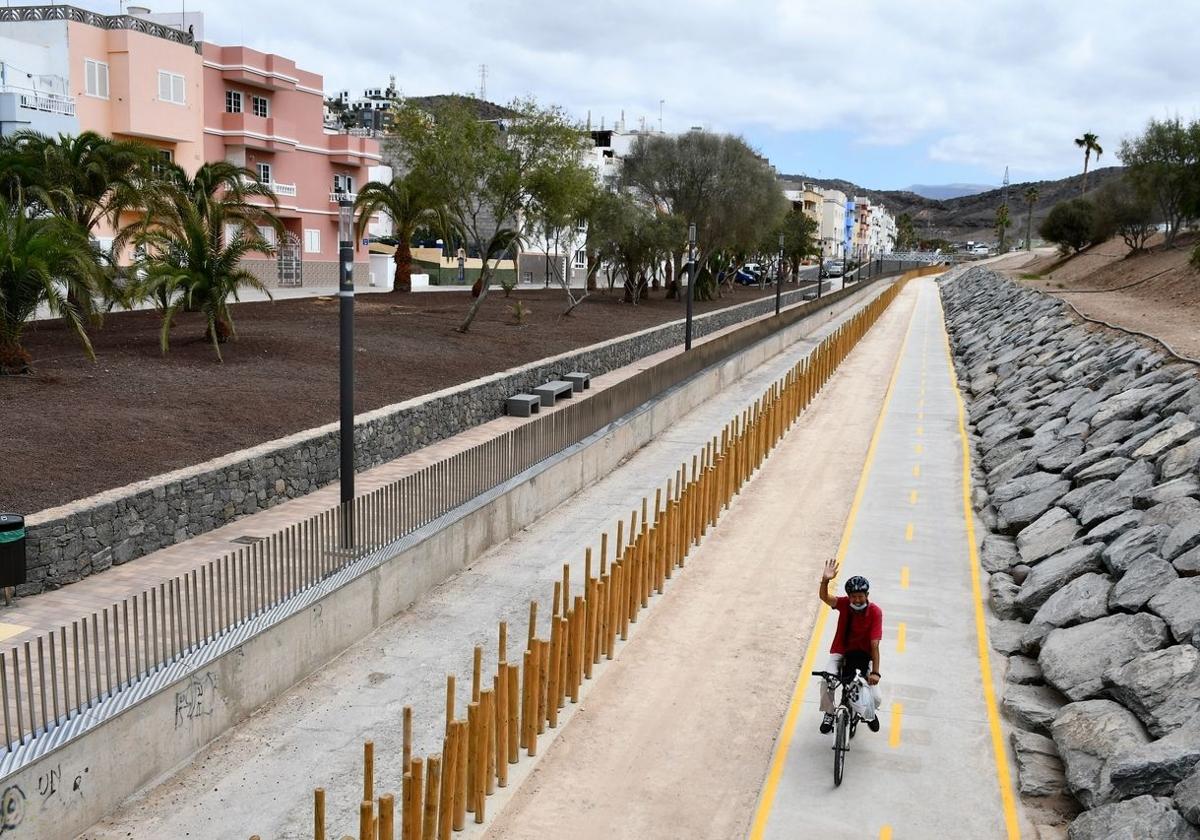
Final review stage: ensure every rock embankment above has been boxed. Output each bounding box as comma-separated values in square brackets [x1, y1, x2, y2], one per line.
[942, 267, 1200, 840]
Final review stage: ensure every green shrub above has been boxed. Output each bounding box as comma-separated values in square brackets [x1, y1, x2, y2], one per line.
[1039, 200, 1095, 254]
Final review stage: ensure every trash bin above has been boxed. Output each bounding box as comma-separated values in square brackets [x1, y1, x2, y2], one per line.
[0, 514, 26, 588]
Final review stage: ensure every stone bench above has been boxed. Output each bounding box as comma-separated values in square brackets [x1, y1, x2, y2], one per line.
[533, 380, 574, 407]
[563, 371, 591, 393]
[506, 394, 541, 417]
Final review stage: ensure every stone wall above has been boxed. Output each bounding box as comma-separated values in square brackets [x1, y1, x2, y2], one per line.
[942, 267, 1200, 838]
[23, 284, 834, 595]
[241, 259, 371, 288]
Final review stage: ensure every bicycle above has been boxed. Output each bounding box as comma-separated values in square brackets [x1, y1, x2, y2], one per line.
[812, 669, 868, 786]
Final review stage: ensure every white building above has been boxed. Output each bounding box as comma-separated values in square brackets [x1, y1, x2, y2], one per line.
[820, 189, 847, 260]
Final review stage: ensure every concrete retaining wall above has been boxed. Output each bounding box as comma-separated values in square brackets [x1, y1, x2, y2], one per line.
[2, 280, 891, 840]
[22, 285, 829, 595]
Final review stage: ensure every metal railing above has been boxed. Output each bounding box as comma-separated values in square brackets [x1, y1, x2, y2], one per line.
[0, 267, 923, 761]
[3, 87, 77, 117]
[271, 181, 298, 197]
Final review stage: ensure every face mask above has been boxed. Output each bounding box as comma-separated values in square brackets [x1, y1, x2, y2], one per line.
[850, 600, 869, 612]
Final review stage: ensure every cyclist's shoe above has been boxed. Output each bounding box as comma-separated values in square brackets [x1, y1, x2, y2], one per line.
[819, 713, 834, 734]
[867, 715, 880, 733]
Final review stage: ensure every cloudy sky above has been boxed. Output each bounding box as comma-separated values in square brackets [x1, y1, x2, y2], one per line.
[106, 0, 1198, 190]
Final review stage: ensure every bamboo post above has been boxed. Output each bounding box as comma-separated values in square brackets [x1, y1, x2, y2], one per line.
[552, 581, 561, 618]
[410, 758, 424, 840]
[314, 788, 325, 840]
[481, 688, 496, 795]
[615, 519, 624, 560]
[584, 547, 592, 593]
[363, 741, 374, 806]
[507, 664, 519, 764]
[526, 601, 537, 652]
[572, 596, 585, 702]
[402, 772, 414, 840]
[378, 794, 395, 840]
[453, 721, 467, 830]
[536, 639, 548, 734]
[547, 618, 561, 728]
[438, 729, 456, 840]
[600, 532, 608, 576]
[422, 756, 440, 839]
[359, 801, 372, 840]
[466, 703, 478, 814]
[521, 649, 533, 753]
[472, 646, 482, 703]
[585, 578, 598, 676]
[561, 563, 570, 615]
[494, 672, 508, 787]
[442, 679, 453, 737]
[498, 621, 507, 667]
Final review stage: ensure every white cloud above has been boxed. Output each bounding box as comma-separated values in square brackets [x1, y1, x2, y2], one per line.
[83, 0, 1200, 179]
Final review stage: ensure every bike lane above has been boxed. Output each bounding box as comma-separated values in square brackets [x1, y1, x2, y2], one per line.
[750, 277, 1029, 840]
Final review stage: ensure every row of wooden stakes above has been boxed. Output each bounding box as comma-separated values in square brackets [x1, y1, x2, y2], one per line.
[250, 278, 910, 840]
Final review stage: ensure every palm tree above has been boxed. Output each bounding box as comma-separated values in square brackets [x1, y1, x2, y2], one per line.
[1074, 133, 1103, 195]
[130, 162, 280, 361]
[1024, 187, 1040, 250]
[995, 204, 1012, 252]
[0, 196, 104, 374]
[352, 174, 441, 293]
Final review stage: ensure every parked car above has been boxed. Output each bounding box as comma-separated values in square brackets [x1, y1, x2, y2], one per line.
[734, 266, 763, 285]
[821, 260, 845, 278]
[969, 245, 990, 255]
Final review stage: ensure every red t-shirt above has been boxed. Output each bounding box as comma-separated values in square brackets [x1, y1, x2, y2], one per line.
[829, 596, 883, 655]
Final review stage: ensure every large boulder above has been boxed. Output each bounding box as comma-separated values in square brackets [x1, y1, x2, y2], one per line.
[1023, 573, 1114, 651]
[999, 481, 1072, 532]
[1018, 507, 1083, 565]
[1063, 444, 1121, 479]
[1015, 543, 1105, 616]
[1102, 524, 1173, 577]
[1135, 419, 1200, 460]
[1074, 456, 1132, 485]
[1175, 763, 1200, 826]
[1006, 654, 1044, 685]
[1176, 546, 1200, 577]
[1004, 682, 1069, 735]
[1164, 518, 1200, 562]
[1148, 578, 1200, 644]
[1146, 498, 1200, 528]
[1090, 386, 1169, 427]
[1135, 476, 1200, 510]
[1039, 613, 1170, 701]
[1162, 438, 1200, 482]
[1104, 645, 1200, 737]
[981, 534, 1020, 573]
[989, 573, 1023, 620]
[1109, 716, 1200, 798]
[991, 619, 1029, 655]
[1110, 556, 1179, 613]
[994, 470, 1069, 505]
[1039, 438, 1087, 473]
[1012, 729, 1069, 797]
[1067, 795, 1200, 840]
[1051, 699, 1151, 807]
[1083, 510, 1144, 545]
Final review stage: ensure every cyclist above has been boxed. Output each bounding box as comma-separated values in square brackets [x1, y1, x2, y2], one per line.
[817, 558, 883, 733]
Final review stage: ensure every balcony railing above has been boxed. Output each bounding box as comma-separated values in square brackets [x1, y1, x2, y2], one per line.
[2, 87, 76, 117]
[330, 190, 357, 203]
[271, 182, 297, 197]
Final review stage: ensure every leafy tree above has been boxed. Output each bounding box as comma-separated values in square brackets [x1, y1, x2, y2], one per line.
[622, 131, 785, 301]
[128, 162, 280, 360]
[1119, 117, 1200, 245]
[524, 148, 599, 314]
[895, 213, 918, 251]
[389, 98, 585, 332]
[777, 208, 818, 278]
[0, 197, 103, 374]
[1023, 187, 1039, 251]
[1039, 199, 1095, 254]
[353, 173, 442, 293]
[1092, 180, 1157, 254]
[1074, 132, 1103, 195]
[994, 204, 1013, 251]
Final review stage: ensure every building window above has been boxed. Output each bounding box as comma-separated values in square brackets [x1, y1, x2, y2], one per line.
[332, 173, 354, 195]
[256, 163, 272, 185]
[85, 59, 109, 99]
[303, 229, 321, 254]
[226, 90, 243, 113]
[252, 95, 269, 118]
[257, 225, 277, 248]
[573, 248, 586, 269]
[157, 70, 186, 105]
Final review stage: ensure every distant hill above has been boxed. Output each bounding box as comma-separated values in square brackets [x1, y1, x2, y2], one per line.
[780, 167, 1125, 242]
[907, 183, 995, 200]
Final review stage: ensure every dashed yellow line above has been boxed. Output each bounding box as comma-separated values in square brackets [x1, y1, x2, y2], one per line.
[880, 827, 894, 840]
[914, 443, 923, 455]
[897, 622, 907, 653]
[916, 425, 924, 436]
[900, 566, 910, 589]
[889, 703, 904, 748]
[912, 464, 921, 478]
[909, 490, 918, 505]
[904, 522, 914, 541]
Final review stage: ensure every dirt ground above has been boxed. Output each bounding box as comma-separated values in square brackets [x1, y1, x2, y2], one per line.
[482, 285, 917, 840]
[0, 285, 788, 513]
[994, 234, 1200, 359]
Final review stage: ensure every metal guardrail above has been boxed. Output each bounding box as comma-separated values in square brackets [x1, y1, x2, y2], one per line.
[0, 263, 931, 760]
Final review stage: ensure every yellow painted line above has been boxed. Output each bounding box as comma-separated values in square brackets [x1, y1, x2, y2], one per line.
[909, 489, 918, 505]
[880, 827, 894, 840]
[916, 425, 924, 436]
[749, 288, 916, 840]
[914, 443, 923, 455]
[905, 522, 914, 541]
[912, 464, 921, 478]
[939, 295, 1023, 839]
[900, 566, 910, 589]
[0, 623, 28, 643]
[889, 703, 904, 748]
[897, 622, 907, 653]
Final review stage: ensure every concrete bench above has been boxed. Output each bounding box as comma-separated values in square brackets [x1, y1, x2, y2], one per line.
[563, 371, 591, 393]
[506, 394, 541, 417]
[533, 380, 574, 407]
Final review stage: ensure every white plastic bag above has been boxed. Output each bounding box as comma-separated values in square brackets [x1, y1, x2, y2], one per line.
[847, 677, 878, 721]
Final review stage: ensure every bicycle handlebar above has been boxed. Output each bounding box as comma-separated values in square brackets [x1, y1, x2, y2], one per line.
[812, 670, 862, 683]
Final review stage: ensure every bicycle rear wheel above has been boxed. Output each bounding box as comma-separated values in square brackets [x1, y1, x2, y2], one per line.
[833, 709, 848, 786]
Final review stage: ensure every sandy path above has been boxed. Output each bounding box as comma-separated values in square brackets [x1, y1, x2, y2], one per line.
[483, 284, 918, 840]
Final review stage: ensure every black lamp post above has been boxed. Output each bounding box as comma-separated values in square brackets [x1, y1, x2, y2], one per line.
[338, 198, 355, 544]
[775, 231, 784, 316]
[685, 222, 696, 350]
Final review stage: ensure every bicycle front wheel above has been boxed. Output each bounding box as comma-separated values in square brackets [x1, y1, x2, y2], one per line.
[833, 709, 848, 786]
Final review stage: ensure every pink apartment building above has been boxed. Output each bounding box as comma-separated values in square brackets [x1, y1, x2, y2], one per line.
[0, 5, 379, 286]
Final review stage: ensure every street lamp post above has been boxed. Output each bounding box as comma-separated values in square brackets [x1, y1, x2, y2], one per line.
[338, 199, 355, 545]
[775, 232, 784, 316]
[685, 222, 696, 350]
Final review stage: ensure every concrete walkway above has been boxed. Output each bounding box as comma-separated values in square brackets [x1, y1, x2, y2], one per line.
[750, 278, 1028, 839]
[81, 276, 886, 839]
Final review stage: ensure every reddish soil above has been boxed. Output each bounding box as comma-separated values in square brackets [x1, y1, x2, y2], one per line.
[996, 234, 1200, 360]
[0, 285, 788, 513]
